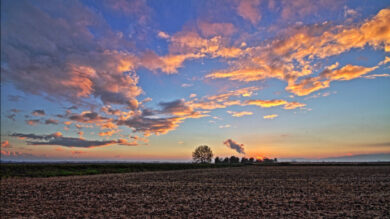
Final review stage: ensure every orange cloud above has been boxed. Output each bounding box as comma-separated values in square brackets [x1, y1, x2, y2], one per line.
[32, 110, 45, 116]
[189, 87, 258, 110]
[99, 130, 119, 137]
[263, 114, 278, 119]
[227, 111, 253, 117]
[206, 8, 389, 96]
[206, 68, 267, 82]
[141, 50, 204, 74]
[244, 99, 306, 110]
[287, 64, 377, 96]
[26, 119, 40, 126]
[284, 102, 306, 110]
[286, 77, 330, 96]
[1, 140, 11, 148]
[245, 99, 288, 108]
[320, 65, 378, 81]
[116, 139, 138, 146]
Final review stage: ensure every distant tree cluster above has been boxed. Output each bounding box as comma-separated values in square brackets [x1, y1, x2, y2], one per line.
[192, 145, 278, 165]
[214, 156, 278, 164]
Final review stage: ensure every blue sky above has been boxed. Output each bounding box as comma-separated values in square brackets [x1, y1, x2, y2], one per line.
[1, 0, 389, 161]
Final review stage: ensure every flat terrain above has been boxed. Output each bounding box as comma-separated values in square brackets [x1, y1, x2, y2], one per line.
[1, 166, 389, 218]
[1, 163, 236, 178]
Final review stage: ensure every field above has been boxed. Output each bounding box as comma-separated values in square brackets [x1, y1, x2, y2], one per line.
[1, 165, 390, 218]
[0, 163, 240, 178]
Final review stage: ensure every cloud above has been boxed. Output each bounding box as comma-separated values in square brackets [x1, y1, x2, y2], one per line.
[7, 114, 16, 121]
[32, 110, 45, 116]
[181, 83, 193, 88]
[205, 8, 390, 96]
[198, 21, 236, 37]
[67, 111, 119, 130]
[140, 50, 204, 74]
[223, 139, 245, 154]
[0, 150, 48, 160]
[26, 119, 40, 126]
[104, 0, 151, 24]
[157, 31, 170, 39]
[189, 87, 258, 110]
[278, 0, 343, 20]
[10, 132, 138, 148]
[379, 56, 390, 65]
[117, 115, 182, 136]
[141, 29, 246, 74]
[159, 99, 206, 118]
[319, 65, 378, 81]
[1, 140, 11, 148]
[99, 130, 119, 137]
[11, 109, 21, 113]
[45, 119, 59, 125]
[286, 77, 330, 96]
[1, 1, 143, 109]
[244, 99, 306, 110]
[263, 114, 278, 119]
[245, 99, 287, 108]
[287, 65, 378, 96]
[219, 124, 231, 129]
[236, 0, 261, 24]
[68, 111, 109, 123]
[283, 102, 306, 110]
[227, 111, 253, 117]
[116, 100, 208, 136]
[363, 74, 390, 79]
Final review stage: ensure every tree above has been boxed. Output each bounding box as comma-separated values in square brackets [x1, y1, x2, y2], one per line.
[230, 156, 240, 163]
[192, 145, 213, 163]
[215, 156, 221, 164]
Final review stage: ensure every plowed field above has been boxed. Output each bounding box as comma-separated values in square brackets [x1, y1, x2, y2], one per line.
[1, 166, 389, 218]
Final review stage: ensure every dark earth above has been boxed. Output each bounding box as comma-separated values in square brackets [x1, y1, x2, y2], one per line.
[1, 166, 389, 218]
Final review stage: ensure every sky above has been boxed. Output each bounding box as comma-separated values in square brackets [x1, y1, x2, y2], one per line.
[1, 0, 389, 162]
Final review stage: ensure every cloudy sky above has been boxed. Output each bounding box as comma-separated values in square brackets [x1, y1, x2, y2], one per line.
[1, 0, 389, 161]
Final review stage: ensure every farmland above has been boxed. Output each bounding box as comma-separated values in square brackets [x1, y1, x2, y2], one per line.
[1, 165, 390, 218]
[0, 163, 240, 178]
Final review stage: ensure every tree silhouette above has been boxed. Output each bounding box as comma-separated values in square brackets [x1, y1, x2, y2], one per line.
[192, 145, 213, 163]
[230, 156, 240, 163]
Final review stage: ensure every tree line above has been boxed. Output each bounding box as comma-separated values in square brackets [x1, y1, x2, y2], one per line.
[192, 145, 277, 164]
[214, 156, 277, 164]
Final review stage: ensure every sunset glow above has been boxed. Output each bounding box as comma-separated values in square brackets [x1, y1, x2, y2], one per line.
[1, 0, 389, 162]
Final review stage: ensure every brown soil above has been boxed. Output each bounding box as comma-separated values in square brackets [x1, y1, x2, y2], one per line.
[1, 166, 389, 218]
